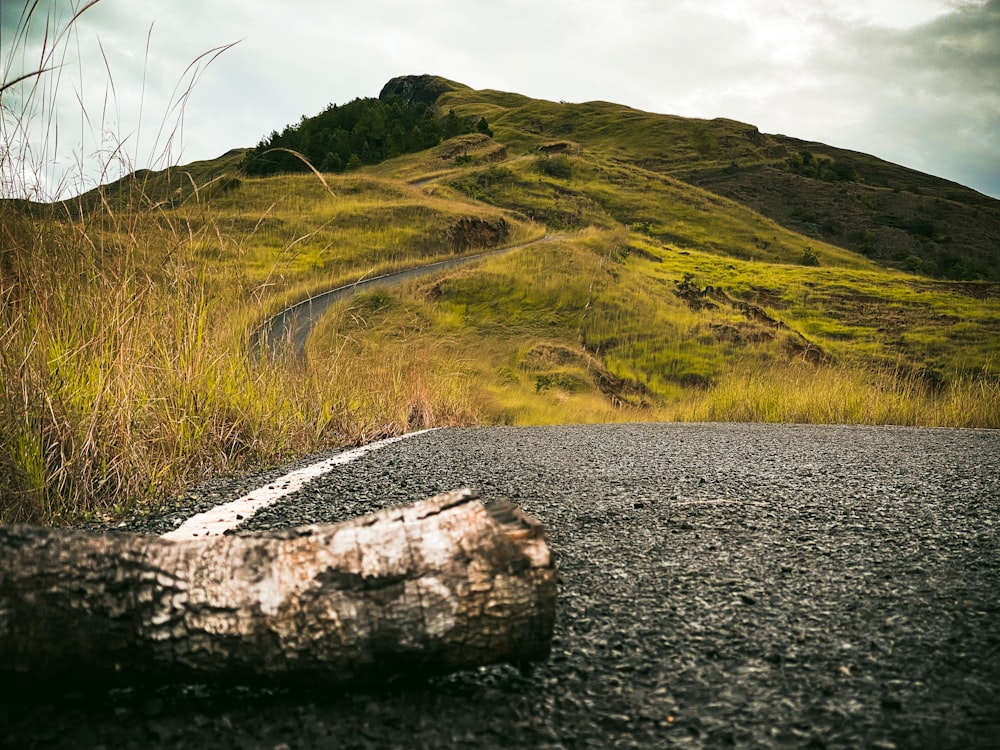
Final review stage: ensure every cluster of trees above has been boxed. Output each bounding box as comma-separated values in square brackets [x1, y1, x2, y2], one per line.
[240, 96, 492, 176]
[785, 150, 857, 182]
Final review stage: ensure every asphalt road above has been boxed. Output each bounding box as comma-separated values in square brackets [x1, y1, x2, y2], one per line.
[4, 423, 999, 749]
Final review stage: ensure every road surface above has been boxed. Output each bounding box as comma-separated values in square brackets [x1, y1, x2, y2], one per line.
[3, 423, 999, 749]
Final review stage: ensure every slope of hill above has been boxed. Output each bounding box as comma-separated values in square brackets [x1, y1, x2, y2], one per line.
[408, 75, 999, 281]
[3, 74, 998, 524]
[690, 138, 999, 280]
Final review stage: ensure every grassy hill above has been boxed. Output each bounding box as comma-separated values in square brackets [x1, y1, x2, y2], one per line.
[2, 74, 998, 524]
[425, 75, 1000, 280]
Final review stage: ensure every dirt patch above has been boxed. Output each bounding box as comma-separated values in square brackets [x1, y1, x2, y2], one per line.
[673, 276, 718, 311]
[675, 278, 829, 362]
[747, 285, 787, 309]
[448, 217, 510, 251]
[783, 335, 828, 364]
[709, 322, 776, 345]
[538, 141, 579, 155]
[477, 144, 509, 164]
[434, 134, 493, 160]
[435, 135, 508, 165]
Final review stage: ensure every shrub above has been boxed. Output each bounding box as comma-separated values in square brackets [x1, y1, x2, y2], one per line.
[535, 154, 572, 180]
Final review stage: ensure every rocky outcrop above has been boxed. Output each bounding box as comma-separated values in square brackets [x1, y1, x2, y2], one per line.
[448, 217, 510, 251]
[538, 141, 579, 155]
[434, 134, 507, 164]
[379, 75, 460, 106]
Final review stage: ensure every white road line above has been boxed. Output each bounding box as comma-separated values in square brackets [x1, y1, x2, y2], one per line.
[161, 430, 436, 542]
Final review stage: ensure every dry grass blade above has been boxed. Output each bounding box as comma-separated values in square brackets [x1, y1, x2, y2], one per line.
[255, 147, 337, 197]
[0, 67, 55, 96]
[0, 0, 103, 95]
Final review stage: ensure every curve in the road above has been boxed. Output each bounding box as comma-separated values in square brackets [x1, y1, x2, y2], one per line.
[252, 235, 555, 357]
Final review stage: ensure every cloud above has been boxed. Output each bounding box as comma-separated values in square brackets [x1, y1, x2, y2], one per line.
[810, 0, 1000, 193]
[636, 0, 1000, 196]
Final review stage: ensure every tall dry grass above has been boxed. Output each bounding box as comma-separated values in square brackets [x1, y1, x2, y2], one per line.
[317, 232, 1000, 432]
[0, 2, 479, 524]
[0, 196, 481, 524]
[672, 361, 999, 428]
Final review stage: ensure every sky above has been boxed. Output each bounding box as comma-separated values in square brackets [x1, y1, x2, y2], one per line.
[1, 0, 998, 200]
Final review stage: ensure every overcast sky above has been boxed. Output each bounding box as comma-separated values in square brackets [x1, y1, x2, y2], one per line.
[2, 0, 998, 199]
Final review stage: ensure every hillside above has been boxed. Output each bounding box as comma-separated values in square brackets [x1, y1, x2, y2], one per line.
[411, 75, 1000, 281]
[2, 74, 998, 524]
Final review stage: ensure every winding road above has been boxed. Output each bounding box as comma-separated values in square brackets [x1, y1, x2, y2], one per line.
[5, 423, 998, 749]
[254, 235, 555, 356]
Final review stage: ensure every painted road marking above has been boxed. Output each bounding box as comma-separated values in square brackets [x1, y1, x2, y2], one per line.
[161, 430, 435, 541]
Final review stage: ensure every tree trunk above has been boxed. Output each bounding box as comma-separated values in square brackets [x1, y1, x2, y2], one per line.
[0, 489, 556, 691]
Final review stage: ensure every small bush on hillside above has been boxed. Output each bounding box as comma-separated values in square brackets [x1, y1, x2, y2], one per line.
[785, 150, 857, 182]
[535, 154, 572, 180]
[800, 247, 821, 266]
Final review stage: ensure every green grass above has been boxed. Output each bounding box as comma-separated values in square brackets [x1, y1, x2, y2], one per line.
[438, 91, 781, 173]
[311, 227, 999, 429]
[438, 79, 1000, 281]
[443, 148, 874, 270]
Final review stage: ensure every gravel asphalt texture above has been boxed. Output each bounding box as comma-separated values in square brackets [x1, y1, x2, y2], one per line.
[3, 423, 999, 749]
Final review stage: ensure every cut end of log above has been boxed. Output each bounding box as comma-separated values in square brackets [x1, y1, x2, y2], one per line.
[486, 500, 553, 570]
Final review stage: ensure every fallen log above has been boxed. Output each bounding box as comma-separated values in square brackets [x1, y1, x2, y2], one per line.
[0, 489, 556, 691]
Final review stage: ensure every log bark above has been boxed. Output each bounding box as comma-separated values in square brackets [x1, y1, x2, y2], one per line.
[0, 489, 556, 691]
